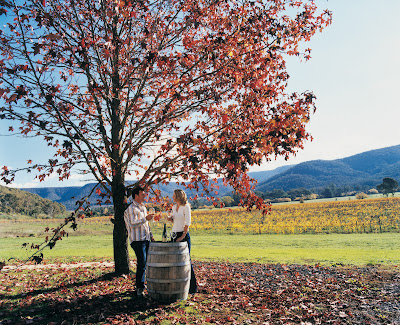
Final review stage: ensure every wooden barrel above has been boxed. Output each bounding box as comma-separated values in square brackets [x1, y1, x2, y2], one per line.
[146, 242, 191, 302]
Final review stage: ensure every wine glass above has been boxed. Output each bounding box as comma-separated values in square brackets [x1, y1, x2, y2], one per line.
[170, 231, 177, 242]
[148, 207, 155, 222]
[167, 211, 172, 221]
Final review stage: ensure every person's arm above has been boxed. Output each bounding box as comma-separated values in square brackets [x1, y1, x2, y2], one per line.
[149, 227, 155, 241]
[147, 206, 155, 241]
[125, 207, 152, 227]
[184, 205, 191, 226]
[176, 225, 189, 242]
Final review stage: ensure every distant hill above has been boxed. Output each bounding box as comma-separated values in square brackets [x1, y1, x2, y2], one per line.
[0, 185, 66, 217]
[256, 145, 400, 192]
[17, 144, 400, 208]
[249, 165, 293, 183]
[20, 166, 293, 210]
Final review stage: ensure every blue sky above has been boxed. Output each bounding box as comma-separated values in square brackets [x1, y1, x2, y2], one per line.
[1, 0, 400, 188]
[258, 0, 400, 170]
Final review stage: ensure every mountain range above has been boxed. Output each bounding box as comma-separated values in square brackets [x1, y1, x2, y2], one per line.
[19, 144, 400, 209]
[256, 144, 400, 192]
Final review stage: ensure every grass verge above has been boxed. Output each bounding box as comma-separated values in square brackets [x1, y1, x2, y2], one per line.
[1, 233, 399, 266]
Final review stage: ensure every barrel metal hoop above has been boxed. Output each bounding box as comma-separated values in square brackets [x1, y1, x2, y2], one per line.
[150, 242, 188, 248]
[147, 289, 188, 295]
[147, 261, 191, 267]
[148, 249, 188, 255]
[147, 276, 190, 283]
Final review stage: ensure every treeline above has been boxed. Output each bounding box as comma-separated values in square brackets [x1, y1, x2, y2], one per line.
[0, 185, 66, 218]
[191, 180, 396, 208]
[257, 178, 398, 203]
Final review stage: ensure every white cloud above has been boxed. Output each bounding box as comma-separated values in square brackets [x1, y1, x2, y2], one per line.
[1, 172, 91, 189]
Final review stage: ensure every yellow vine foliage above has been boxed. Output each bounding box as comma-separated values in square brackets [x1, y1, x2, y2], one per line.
[190, 197, 400, 234]
[57, 197, 400, 235]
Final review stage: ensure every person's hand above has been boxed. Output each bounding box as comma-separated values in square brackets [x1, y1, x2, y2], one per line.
[150, 236, 155, 242]
[176, 235, 185, 242]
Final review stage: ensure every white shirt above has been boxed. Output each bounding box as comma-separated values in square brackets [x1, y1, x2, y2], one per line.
[171, 204, 191, 233]
[124, 199, 152, 243]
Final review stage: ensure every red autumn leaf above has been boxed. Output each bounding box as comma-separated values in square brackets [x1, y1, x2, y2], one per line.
[0, 0, 332, 273]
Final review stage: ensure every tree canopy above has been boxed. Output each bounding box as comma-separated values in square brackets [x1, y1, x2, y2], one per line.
[377, 177, 398, 197]
[0, 0, 331, 273]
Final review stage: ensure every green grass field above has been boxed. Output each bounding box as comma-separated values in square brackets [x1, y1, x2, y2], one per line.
[2, 201, 400, 267]
[1, 232, 399, 266]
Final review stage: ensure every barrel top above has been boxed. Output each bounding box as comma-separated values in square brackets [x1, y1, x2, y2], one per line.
[149, 241, 188, 248]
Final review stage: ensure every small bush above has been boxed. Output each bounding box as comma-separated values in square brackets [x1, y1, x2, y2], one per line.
[355, 192, 368, 200]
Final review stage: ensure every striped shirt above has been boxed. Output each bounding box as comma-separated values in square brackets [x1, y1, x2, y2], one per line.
[124, 200, 153, 243]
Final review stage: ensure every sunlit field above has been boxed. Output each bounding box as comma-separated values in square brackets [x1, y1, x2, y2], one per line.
[190, 196, 400, 235]
[3, 196, 400, 237]
[1, 196, 400, 266]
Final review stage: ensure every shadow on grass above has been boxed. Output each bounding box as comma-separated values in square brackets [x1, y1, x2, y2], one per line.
[0, 272, 116, 301]
[0, 272, 171, 324]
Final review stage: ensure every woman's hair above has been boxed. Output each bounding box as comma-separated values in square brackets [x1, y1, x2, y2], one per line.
[174, 189, 188, 205]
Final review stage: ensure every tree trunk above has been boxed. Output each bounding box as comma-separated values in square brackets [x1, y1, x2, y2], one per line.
[112, 180, 130, 275]
[109, 20, 130, 274]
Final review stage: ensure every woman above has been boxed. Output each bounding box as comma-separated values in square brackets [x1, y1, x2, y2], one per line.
[167, 189, 198, 294]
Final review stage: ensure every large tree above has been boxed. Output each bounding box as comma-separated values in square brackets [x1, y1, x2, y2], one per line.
[377, 177, 398, 197]
[0, 0, 331, 274]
